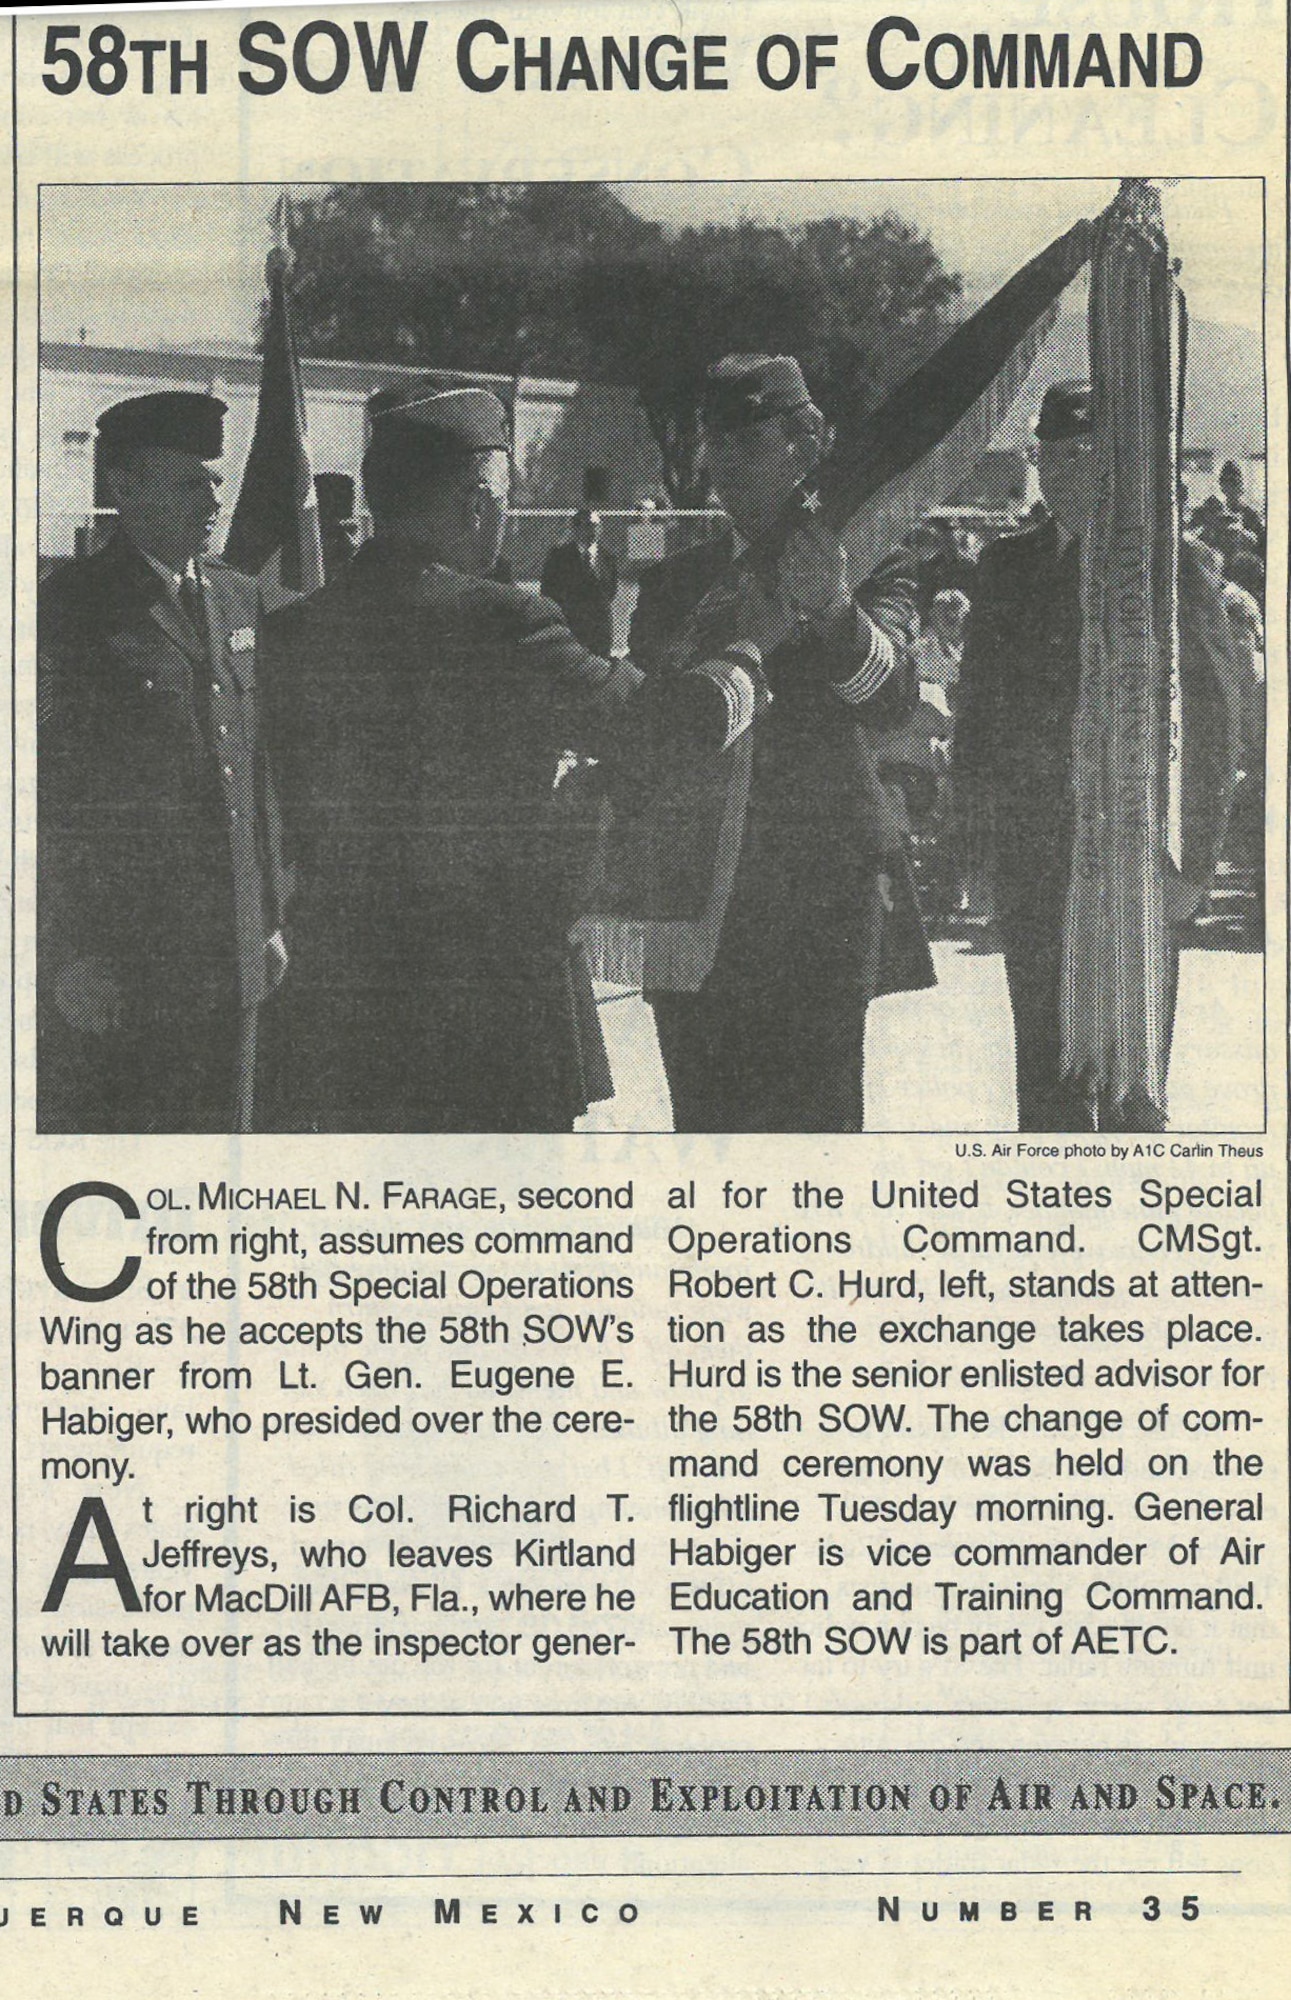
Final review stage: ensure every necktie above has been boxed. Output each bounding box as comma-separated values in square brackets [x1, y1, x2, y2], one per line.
[179, 572, 207, 653]
[175, 571, 217, 772]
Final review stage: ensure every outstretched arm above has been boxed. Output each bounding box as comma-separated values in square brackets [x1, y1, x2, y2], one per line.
[514, 585, 768, 770]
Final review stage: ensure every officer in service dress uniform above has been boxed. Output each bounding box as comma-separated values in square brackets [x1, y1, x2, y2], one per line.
[631, 354, 934, 1134]
[38, 392, 289, 1133]
[955, 381, 1243, 1131]
[268, 387, 769, 1133]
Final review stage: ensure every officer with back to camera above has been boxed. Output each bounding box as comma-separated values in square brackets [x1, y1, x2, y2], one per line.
[268, 387, 773, 1132]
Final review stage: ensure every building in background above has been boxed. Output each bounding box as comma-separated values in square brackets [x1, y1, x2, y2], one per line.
[39, 339, 665, 576]
[40, 331, 1264, 575]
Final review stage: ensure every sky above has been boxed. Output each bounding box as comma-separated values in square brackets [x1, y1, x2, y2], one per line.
[618, 180, 1265, 330]
[41, 179, 1264, 353]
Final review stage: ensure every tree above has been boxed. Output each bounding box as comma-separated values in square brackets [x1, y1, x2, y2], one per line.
[282, 186, 963, 505]
[631, 216, 963, 503]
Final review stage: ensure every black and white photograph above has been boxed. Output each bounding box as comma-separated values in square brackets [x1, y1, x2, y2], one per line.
[9, 11, 1290, 1997]
[36, 177, 1266, 1137]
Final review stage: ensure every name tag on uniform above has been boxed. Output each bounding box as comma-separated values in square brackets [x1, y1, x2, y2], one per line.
[228, 627, 256, 654]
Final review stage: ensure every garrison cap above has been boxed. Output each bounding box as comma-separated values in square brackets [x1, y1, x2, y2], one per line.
[701, 354, 813, 435]
[1035, 379, 1093, 442]
[97, 391, 226, 460]
[366, 378, 451, 423]
[371, 386, 512, 457]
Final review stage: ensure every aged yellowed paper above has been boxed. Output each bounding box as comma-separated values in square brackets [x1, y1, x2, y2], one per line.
[3, 1, 1288, 1993]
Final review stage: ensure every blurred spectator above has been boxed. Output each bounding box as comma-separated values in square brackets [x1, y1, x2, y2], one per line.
[314, 473, 360, 580]
[1191, 532, 1265, 943]
[1218, 459, 1265, 555]
[1213, 518, 1265, 606]
[1225, 541, 1265, 602]
[1190, 491, 1229, 543]
[907, 517, 977, 616]
[540, 506, 619, 658]
[915, 587, 970, 700]
[1190, 536, 1264, 760]
[1191, 464, 1265, 583]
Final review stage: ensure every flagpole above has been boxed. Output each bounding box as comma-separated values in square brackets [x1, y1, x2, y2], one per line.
[223, 188, 325, 601]
[268, 189, 293, 285]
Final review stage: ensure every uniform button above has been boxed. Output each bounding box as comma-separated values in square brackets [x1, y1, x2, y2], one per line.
[211, 681, 223, 695]
[143, 678, 154, 692]
[229, 807, 239, 822]
[222, 765, 234, 780]
[218, 723, 228, 737]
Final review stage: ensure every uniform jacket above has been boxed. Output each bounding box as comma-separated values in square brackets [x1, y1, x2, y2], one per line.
[267, 541, 750, 1131]
[630, 529, 935, 1003]
[955, 519, 1244, 918]
[37, 536, 286, 1126]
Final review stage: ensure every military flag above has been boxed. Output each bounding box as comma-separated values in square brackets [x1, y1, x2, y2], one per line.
[821, 214, 1095, 578]
[223, 195, 324, 601]
[1061, 179, 1186, 1120]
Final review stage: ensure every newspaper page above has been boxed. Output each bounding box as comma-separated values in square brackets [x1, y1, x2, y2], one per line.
[3, 0, 1287, 1993]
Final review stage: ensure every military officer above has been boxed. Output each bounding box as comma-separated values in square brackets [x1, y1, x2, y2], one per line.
[267, 387, 768, 1132]
[955, 380, 1243, 1131]
[38, 392, 288, 1132]
[631, 353, 934, 1134]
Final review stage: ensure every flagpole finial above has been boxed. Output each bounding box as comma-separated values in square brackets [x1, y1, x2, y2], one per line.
[266, 191, 294, 285]
[1104, 179, 1166, 252]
